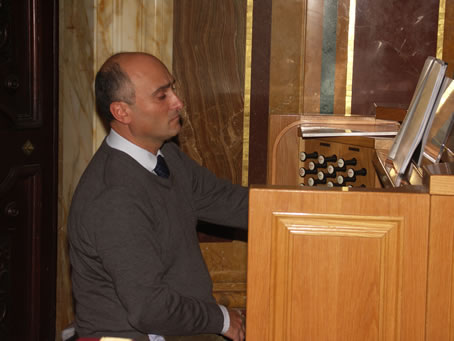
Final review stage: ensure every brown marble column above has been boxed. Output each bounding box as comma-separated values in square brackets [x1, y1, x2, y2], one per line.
[352, 0, 440, 115]
[173, 0, 247, 186]
[248, 0, 272, 185]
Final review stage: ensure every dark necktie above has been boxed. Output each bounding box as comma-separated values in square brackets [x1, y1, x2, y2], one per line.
[154, 155, 170, 178]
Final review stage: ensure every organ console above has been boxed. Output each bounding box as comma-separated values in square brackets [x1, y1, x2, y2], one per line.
[247, 113, 454, 340]
[247, 58, 454, 341]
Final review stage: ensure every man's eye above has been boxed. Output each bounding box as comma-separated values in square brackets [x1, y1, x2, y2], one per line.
[158, 94, 167, 100]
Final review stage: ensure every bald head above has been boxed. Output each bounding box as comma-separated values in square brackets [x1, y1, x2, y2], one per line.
[95, 52, 167, 123]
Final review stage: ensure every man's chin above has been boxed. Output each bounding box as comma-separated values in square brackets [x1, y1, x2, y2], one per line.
[168, 123, 181, 138]
[165, 128, 181, 144]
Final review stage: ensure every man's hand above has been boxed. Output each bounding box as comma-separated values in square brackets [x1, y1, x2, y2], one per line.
[222, 308, 245, 341]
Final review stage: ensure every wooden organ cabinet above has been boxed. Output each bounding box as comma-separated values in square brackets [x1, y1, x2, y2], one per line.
[246, 114, 454, 341]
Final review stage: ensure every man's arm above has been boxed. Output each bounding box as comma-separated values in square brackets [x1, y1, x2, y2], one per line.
[169, 144, 248, 228]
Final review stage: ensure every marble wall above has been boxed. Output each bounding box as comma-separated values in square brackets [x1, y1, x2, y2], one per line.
[269, 0, 351, 116]
[269, 0, 306, 115]
[268, 0, 442, 117]
[248, 0, 272, 184]
[173, 0, 247, 186]
[443, 0, 454, 76]
[57, 0, 173, 337]
[352, 0, 439, 115]
[58, 1, 95, 335]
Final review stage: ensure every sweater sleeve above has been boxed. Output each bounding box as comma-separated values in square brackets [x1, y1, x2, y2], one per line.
[86, 188, 224, 336]
[170, 145, 249, 229]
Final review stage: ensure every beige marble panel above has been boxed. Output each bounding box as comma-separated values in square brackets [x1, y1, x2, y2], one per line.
[57, 1, 174, 338]
[269, 0, 307, 115]
[57, 0, 96, 336]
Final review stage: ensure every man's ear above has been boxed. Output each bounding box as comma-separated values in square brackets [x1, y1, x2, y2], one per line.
[110, 101, 132, 124]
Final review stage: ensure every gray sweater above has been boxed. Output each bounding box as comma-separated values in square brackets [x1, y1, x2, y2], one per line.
[68, 140, 248, 338]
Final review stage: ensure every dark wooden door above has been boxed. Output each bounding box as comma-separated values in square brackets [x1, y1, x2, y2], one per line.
[0, 0, 58, 340]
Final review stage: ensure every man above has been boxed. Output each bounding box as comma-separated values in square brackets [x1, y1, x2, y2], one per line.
[68, 52, 248, 341]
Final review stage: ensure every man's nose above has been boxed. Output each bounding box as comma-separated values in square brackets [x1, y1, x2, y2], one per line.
[172, 92, 184, 110]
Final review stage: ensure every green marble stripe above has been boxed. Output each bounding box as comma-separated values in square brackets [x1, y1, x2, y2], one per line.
[320, 0, 339, 114]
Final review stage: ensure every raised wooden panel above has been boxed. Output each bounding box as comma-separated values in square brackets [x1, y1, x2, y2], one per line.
[247, 187, 430, 341]
[270, 213, 403, 340]
[425, 194, 454, 340]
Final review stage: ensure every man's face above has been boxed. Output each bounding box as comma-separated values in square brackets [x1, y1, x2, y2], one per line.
[125, 56, 183, 151]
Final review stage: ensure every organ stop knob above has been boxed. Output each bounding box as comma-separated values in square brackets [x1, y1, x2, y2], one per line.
[318, 154, 337, 164]
[347, 168, 367, 178]
[327, 181, 343, 187]
[317, 171, 336, 181]
[299, 151, 318, 161]
[336, 175, 356, 185]
[307, 177, 326, 186]
[337, 157, 357, 168]
[308, 161, 327, 171]
[299, 167, 317, 177]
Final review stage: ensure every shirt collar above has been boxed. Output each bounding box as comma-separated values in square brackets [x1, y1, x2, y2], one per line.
[106, 129, 163, 173]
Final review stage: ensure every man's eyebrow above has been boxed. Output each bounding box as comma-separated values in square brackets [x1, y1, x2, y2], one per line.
[151, 79, 176, 96]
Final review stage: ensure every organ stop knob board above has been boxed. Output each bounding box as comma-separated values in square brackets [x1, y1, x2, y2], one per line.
[299, 138, 373, 187]
[267, 114, 400, 187]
